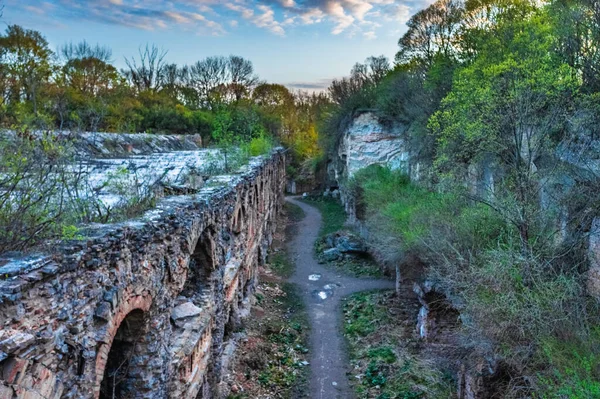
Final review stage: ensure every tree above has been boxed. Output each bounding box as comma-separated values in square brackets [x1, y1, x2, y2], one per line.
[227, 55, 259, 102]
[430, 7, 577, 253]
[212, 109, 238, 172]
[0, 25, 53, 117]
[549, 0, 600, 92]
[60, 40, 112, 63]
[123, 44, 167, 93]
[252, 83, 294, 138]
[186, 56, 228, 108]
[185, 55, 259, 107]
[396, 0, 464, 68]
[62, 56, 121, 96]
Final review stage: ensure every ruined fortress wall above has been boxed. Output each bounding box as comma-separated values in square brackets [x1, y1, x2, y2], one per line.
[0, 151, 286, 399]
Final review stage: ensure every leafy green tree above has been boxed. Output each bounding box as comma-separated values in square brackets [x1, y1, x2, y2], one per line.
[430, 7, 577, 252]
[0, 25, 53, 120]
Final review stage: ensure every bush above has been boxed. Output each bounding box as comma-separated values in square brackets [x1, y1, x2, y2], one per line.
[0, 132, 75, 251]
[351, 164, 600, 393]
[246, 133, 273, 156]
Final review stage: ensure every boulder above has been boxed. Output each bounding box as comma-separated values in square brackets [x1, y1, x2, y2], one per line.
[335, 234, 367, 253]
[322, 248, 342, 262]
[324, 231, 368, 254]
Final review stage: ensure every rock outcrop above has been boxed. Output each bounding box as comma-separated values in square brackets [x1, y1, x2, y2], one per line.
[0, 151, 286, 399]
[332, 111, 408, 181]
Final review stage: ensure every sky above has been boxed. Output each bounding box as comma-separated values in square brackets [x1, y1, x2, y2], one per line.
[4, 0, 434, 91]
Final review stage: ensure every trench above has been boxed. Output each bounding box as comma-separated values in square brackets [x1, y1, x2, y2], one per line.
[285, 197, 395, 399]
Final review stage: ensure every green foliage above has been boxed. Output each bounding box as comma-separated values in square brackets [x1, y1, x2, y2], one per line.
[301, 196, 346, 238]
[245, 132, 273, 156]
[367, 347, 397, 364]
[430, 7, 576, 177]
[252, 282, 309, 394]
[351, 163, 600, 392]
[344, 291, 390, 338]
[352, 165, 508, 253]
[344, 291, 455, 399]
[269, 252, 294, 278]
[0, 133, 73, 251]
[61, 225, 83, 240]
[284, 201, 305, 224]
[538, 332, 600, 398]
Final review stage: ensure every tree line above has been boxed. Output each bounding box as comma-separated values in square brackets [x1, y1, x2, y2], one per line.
[0, 24, 327, 163]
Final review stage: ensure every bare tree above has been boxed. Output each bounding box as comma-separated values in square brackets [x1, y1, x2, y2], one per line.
[228, 55, 259, 101]
[60, 40, 112, 63]
[396, 0, 464, 67]
[188, 56, 228, 107]
[123, 44, 167, 93]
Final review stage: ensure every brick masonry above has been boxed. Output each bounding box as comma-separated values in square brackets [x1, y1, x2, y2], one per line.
[0, 151, 286, 399]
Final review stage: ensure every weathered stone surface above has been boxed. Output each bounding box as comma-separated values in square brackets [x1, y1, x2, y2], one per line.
[587, 218, 600, 298]
[336, 112, 408, 178]
[0, 150, 286, 399]
[322, 248, 342, 262]
[324, 231, 368, 255]
[171, 302, 202, 321]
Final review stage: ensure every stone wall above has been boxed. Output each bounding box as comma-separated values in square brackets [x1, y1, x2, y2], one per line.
[0, 151, 286, 399]
[1, 130, 204, 158]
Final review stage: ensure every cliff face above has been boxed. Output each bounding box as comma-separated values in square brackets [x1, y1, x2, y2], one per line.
[331, 112, 408, 182]
[0, 151, 286, 399]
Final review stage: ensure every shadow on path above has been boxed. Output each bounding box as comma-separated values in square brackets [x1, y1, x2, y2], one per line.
[285, 197, 395, 399]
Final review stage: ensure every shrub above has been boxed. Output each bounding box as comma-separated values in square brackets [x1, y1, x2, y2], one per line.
[351, 164, 600, 393]
[0, 132, 75, 251]
[246, 133, 273, 156]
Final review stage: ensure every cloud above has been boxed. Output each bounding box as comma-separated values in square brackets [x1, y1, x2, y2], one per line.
[15, 0, 225, 34]
[227, 3, 286, 36]
[252, 0, 430, 36]
[12, 0, 433, 38]
[363, 30, 376, 39]
[285, 78, 333, 91]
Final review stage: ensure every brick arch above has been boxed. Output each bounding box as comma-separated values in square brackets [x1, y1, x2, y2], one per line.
[181, 226, 216, 301]
[93, 294, 153, 399]
[231, 200, 247, 235]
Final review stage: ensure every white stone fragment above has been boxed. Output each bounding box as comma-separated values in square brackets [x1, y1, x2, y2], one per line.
[171, 302, 202, 320]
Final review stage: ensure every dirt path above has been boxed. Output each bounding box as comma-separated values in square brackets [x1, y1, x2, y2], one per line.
[286, 197, 395, 399]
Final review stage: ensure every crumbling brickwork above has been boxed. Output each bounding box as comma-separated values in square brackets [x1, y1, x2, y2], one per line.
[0, 152, 286, 399]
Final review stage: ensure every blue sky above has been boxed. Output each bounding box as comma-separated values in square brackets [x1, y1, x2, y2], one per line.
[5, 0, 433, 90]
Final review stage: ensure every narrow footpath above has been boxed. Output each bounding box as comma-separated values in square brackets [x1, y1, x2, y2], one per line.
[285, 197, 395, 399]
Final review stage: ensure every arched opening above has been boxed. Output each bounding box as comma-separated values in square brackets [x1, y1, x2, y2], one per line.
[99, 309, 147, 399]
[232, 204, 245, 235]
[181, 228, 216, 303]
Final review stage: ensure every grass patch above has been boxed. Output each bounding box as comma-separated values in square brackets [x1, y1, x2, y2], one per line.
[285, 201, 305, 223]
[316, 252, 384, 279]
[300, 196, 346, 238]
[301, 196, 384, 278]
[229, 282, 309, 398]
[270, 251, 295, 278]
[343, 290, 455, 399]
[247, 283, 309, 397]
